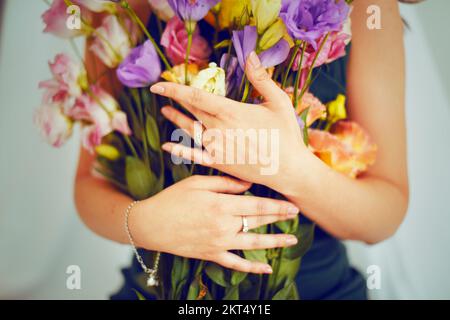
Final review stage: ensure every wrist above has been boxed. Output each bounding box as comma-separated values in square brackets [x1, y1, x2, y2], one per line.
[272, 147, 319, 199]
[127, 199, 150, 249]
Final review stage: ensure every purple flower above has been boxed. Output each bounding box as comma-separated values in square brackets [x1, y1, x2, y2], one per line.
[167, 0, 219, 22]
[220, 54, 243, 96]
[280, 0, 350, 49]
[117, 40, 162, 88]
[232, 26, 290, 70]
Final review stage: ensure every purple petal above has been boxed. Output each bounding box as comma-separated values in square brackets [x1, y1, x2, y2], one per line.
[259, 39, 291, 68]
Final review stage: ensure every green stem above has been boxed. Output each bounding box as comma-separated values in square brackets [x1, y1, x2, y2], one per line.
[121, 1, 172, 70]
[299, 33, 331, 101]
[185, 28, 194, 85]
[123, 135, 139, 158]
[293, 42, 307, 109]
[241, 79, 250, 102]
[281, 43, 301, 89]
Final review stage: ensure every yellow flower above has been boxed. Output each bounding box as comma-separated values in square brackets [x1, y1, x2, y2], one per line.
[218, 0, 252, 29]
[95, 144, 121, 161]
[191, 62, 226, 96]
[327, 94, 347, 126]
[258, 18, 286, 51]
[161, 64, 199, 84]
[252, 0, 282, 34]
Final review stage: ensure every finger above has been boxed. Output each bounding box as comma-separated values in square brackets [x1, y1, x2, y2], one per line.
[185, 175, 252, 194]
[245, 51, 291, 106]
[218, 194, 300, 217]
[161, 106, 197, 137]
[233, 214, 295, 233]
[213, 252, 273, 274]
[232, 233, 298, 251]
[150, 82, 237, 117]
[162, 142, 215, 167]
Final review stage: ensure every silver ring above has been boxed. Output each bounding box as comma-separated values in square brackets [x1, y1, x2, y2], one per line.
[242, 216, 249, 233]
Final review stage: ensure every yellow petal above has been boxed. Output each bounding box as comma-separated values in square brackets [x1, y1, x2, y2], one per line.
[258, 18, 286, 51]
[252, 0, 282, 34]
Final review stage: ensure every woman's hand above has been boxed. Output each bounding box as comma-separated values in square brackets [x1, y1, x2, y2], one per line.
[150, 51, 306, 193]
[130, 175, 300, 274]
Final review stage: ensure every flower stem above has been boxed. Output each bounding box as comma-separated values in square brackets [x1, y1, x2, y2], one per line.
[281, 43, 301, 89]
[120, 1, 172, 70]
[185, 27, 194, 85]
[299, 32, 330, 100]
[293, 41, 307, 109]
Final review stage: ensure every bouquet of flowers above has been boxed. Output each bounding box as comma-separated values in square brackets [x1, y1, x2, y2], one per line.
[35, 0, 376, 299]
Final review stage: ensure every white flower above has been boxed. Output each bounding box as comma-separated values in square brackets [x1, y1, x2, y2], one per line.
[34, 104, 73, 148]
[90, 15, 131, 68]
[191, 63, 226, 96]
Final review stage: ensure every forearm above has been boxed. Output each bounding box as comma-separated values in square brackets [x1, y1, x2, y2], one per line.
[75, 172, 133, 245]
[279, 151, 408, 244]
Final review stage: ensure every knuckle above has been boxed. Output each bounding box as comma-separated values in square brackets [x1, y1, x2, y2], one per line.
[188, 88, 203, 106]
[254, 67, 270, 82]
[250, 234, 261, 248]
[255, 199, 266, 215]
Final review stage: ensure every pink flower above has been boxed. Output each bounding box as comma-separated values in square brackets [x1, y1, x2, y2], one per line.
[34, 104, 73, 148]
[112, 111, 132, 136]
[293, 31, 349, 71]
[90, 15, 131, 68]
[161, 16, 211, 67]
[39, 53, 86, 111]
[285, 89, 326, 126]
[81, 124, 104, 153]
[42, 0, 91, 38]
[67, 85, 131, 152]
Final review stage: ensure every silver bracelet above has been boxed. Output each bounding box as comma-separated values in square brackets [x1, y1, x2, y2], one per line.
[125, 200, 161, 287]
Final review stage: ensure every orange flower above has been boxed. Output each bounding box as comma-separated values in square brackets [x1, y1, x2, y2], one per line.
[285, 89, 326, 126]
[308, 121, 377, 178]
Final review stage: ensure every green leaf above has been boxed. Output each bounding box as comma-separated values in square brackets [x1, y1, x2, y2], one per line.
[284, 222, 315, 260]
[276, 257, 302, 284]
[223, 285, 239, 300]
[243, 249, 267, 264]
[125, 156, 158, 200]
[172, 164, 191, 182]
[214, 39, 231, 49]
[205, 263, 229, 287]
[171, 256, 190, 299]
[132, 289, 146, 300]
[299, 107, 310, 146]
[272, 282, 299, 300]
[231, 270, 247, 286]
[146, 115, 160, 151]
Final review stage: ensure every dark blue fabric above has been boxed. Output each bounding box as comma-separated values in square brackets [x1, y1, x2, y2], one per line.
[294, 44, 367, 300]
[111, 44, 367, 300]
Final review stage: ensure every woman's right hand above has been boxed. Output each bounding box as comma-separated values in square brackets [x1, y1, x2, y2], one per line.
[130, 175, 300, 274]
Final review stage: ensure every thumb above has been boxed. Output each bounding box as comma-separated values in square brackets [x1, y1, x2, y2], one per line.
[245, 51, 290, 106]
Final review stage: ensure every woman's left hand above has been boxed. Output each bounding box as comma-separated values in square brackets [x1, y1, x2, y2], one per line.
[150, 51, 307, 192]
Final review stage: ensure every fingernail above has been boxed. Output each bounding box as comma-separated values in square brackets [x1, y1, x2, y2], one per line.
[287, 206, 300, 216]
[264, 265, 273, 274]
[160, 107, 169, 116]
[286, 237, 298, 246]
[248, 51, 261, 68]
[150, 85, 165, 94]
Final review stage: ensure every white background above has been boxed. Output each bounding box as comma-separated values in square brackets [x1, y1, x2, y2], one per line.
[0, 0, 449, 299]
